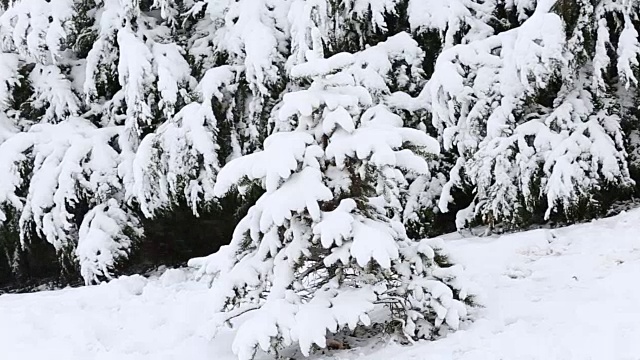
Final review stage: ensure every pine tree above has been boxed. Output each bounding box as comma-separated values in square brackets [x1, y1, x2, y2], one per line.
[189, 33, 471, 360]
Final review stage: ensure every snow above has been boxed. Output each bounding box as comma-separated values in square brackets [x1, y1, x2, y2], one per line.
[0, 0, 74, 63]
[0, 0, 639, 357]
[325, 105, 439, 171]
[4, 208, 640, 359]
[77, 199, 143, 285]
[214, 131, 317, 195]
[151, 42, 193, 117]
[29, 64, 82, 123]
[117, 26, 154, 131]
[0, 118, 123, 254]
[424, 1, 635, 226]
[616, 9, 640, 88]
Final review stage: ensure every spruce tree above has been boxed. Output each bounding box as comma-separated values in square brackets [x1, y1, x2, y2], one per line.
[0, 0, 203, 282]
[428, 0, 638, 230]
[189, 33, 471, 360]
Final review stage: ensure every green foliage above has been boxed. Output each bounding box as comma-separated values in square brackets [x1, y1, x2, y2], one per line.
[9, 64, 41, 124]
[0, 205, 63, 289]
[68, 0, 98, 58]
[134, 189, 260, 270]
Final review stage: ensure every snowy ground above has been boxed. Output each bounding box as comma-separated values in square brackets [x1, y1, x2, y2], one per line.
[2, 209, 640, 360]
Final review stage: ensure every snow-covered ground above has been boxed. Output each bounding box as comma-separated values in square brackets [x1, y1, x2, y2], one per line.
[3, 208, 640, 360]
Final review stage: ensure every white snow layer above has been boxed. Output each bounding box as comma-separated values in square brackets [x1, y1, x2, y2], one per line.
[3, 209, 640, 359]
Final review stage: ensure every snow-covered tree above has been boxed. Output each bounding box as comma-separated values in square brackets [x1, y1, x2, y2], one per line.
[0, 118, 142, 282]
[189, 34, 471, 359]
[132, 66, 235, 217]
[0, 0, 82, 126]
[564, 0, 640, 190]
[186, 0, 289, 155]
[0, 0, 196, 282]
[426, 0, 637, 230]
[0, 0, 638, 290]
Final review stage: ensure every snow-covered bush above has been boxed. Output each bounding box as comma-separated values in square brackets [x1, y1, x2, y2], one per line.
[77, 199, 142, 284]
[189, 34, 472, 359]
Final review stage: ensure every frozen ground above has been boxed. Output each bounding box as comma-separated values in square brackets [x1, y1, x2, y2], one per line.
[2, 208, 640, 360]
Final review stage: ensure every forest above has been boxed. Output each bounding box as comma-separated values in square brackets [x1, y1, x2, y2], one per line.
[0, 0, 638, 358]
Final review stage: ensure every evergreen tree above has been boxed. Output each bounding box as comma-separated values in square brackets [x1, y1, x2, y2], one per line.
[186, 0, 289, 155]
[427, 0, 638, 230]
[189, 33, 471, 360]
[0, 0, 202, 282]
[0, 0, 637, 290]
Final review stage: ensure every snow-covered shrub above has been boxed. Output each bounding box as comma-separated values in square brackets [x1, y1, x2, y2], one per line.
[189, 34, 472, 359]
